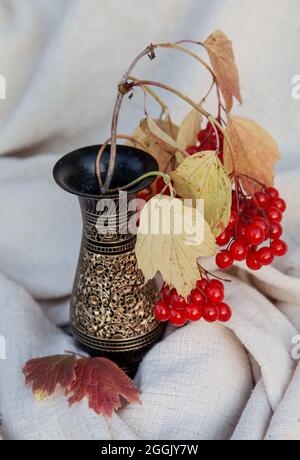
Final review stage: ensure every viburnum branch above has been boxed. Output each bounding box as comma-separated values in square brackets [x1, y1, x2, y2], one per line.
[96, 135, 151, 190]
[129, 76, 171, 120]
[101, 44, 156, 193]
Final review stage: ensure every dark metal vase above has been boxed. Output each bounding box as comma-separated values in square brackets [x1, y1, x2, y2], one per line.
[53, 145, 164, 376]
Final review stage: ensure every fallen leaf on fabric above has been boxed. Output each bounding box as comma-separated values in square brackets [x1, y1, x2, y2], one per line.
[68, 357, 141, 417]
[23, 354, 77, 400]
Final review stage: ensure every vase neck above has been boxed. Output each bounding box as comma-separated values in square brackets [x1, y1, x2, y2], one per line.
[79, 193, 138, 255]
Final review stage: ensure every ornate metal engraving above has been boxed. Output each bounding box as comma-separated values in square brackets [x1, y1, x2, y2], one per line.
[70, 194, 164, 373]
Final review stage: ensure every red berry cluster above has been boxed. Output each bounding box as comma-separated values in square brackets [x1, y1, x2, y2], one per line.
[187, 120, 224, 162]
[216, 187, 288, 271]
[154, 278, 232, 328]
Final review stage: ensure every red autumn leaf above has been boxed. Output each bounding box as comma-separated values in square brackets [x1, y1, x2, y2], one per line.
[68, 357, 141, 417]
[23, 354, 77, 400]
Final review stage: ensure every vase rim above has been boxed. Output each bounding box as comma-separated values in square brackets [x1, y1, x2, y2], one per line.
[53, 144, 159, 199]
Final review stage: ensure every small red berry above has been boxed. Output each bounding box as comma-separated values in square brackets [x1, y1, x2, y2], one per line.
[270, 222, 283, 240]
[170, 293, 187, 309]
[230, 239, 248, 261]
[154, 302, 170, 322]
[217, 303, 232, 322]
[169, 308, 187, 327]
[257, 247, 274, 266]
[228, 210, 238, 230]
[251, 216, 270, 237]
[161, 285, 171, 304]
[216, 229, 232, 247]
[186, 303, 202, 322]
[202, 304, 219, 323]
[254, 192, 270, 209]
[216, 251, 234, 270]
[237, 223, 247, 240]
[190, 289, 206, 305]
[210, 280, 224, 291]
[206, 285, 224, 303]
[246, 224, 265, 246]
[196, 278, 210, 293]
[266, 187, 279, 200]
[272, 198, 287, 213]
[271, 239, 288, 257]
[197, 129, 207, 143]
[246, 250, 262, 271]
[187, 146, 198, 156]
[267, 207, 283, 223]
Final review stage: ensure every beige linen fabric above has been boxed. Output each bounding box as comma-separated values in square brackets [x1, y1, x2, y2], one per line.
[0, 0, 300, 440]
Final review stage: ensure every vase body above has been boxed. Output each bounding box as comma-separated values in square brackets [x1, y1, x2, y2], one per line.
[53, 145, 164, 376]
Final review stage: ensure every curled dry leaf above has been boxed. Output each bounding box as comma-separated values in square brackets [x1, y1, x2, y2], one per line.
[23, 354, 77, 400]
[171, 151, 232, 238]
[175, 108, 202, 164]
[68, 357, 141, 417]
[136, 196, 216, 296]
[23, 354, 140, 417]
[140, 118, 183, 155]
[204, 30, 242, 112]
[128, 119, 178, 172]
[223, 116, 281, 194]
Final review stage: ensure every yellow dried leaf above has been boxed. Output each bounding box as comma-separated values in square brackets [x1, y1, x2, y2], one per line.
[175, 108, 202, 164]
[128, 119, 178, 172]
[171, 151, 232, 237]
[177, 108, 202, 150]
[223, 116, 281, 194]
[140, 118, 182, 155]
[136, 196, 217, 296]
[204, 30, 242, 112]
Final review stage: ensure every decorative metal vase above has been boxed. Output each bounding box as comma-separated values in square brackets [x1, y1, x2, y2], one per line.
[53, 144, 164, 376]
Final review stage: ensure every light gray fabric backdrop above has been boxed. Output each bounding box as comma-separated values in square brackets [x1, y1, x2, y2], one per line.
[0, 0, 300, 440]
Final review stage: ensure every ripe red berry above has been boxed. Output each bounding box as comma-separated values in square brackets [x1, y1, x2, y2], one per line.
[272, 198, 287, 213]
[154, 302, 170, 322]
[170, 293, 187, 309]
[187, 146, 198, 156]
[210, 279, 224, 291]
[190, 289, 206, 305]
[266, 187, 279, 200]
[216, 251, 234, 270]
[216, 229, 232, 247]
[270, 222, 283, 240]
[237, 223, 247, 240]
[230, 239, 248, 261]
[271, 239, 288, 257]
[186, 303, 202, 322]
[254, 192, 270, 209]
[246, 250, 262, 271]
[217, 303, 232, 322]
[267, 206, 283, 223]
[161, 285, 171, 304]
[202, 304, 219, 323]
[169, 308, 187, 327]
[206, 285, 224, 303]
[196, 278, 210, 293]
[251, 216, 270, 237]
[257, 247, 274, 266]
[197, 129, 207, 143]
[228, 210, 238, 230]
[246, 224, 265, 246]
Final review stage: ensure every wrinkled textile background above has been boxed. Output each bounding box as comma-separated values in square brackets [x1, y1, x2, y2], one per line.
[0, 0, 300, 440]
